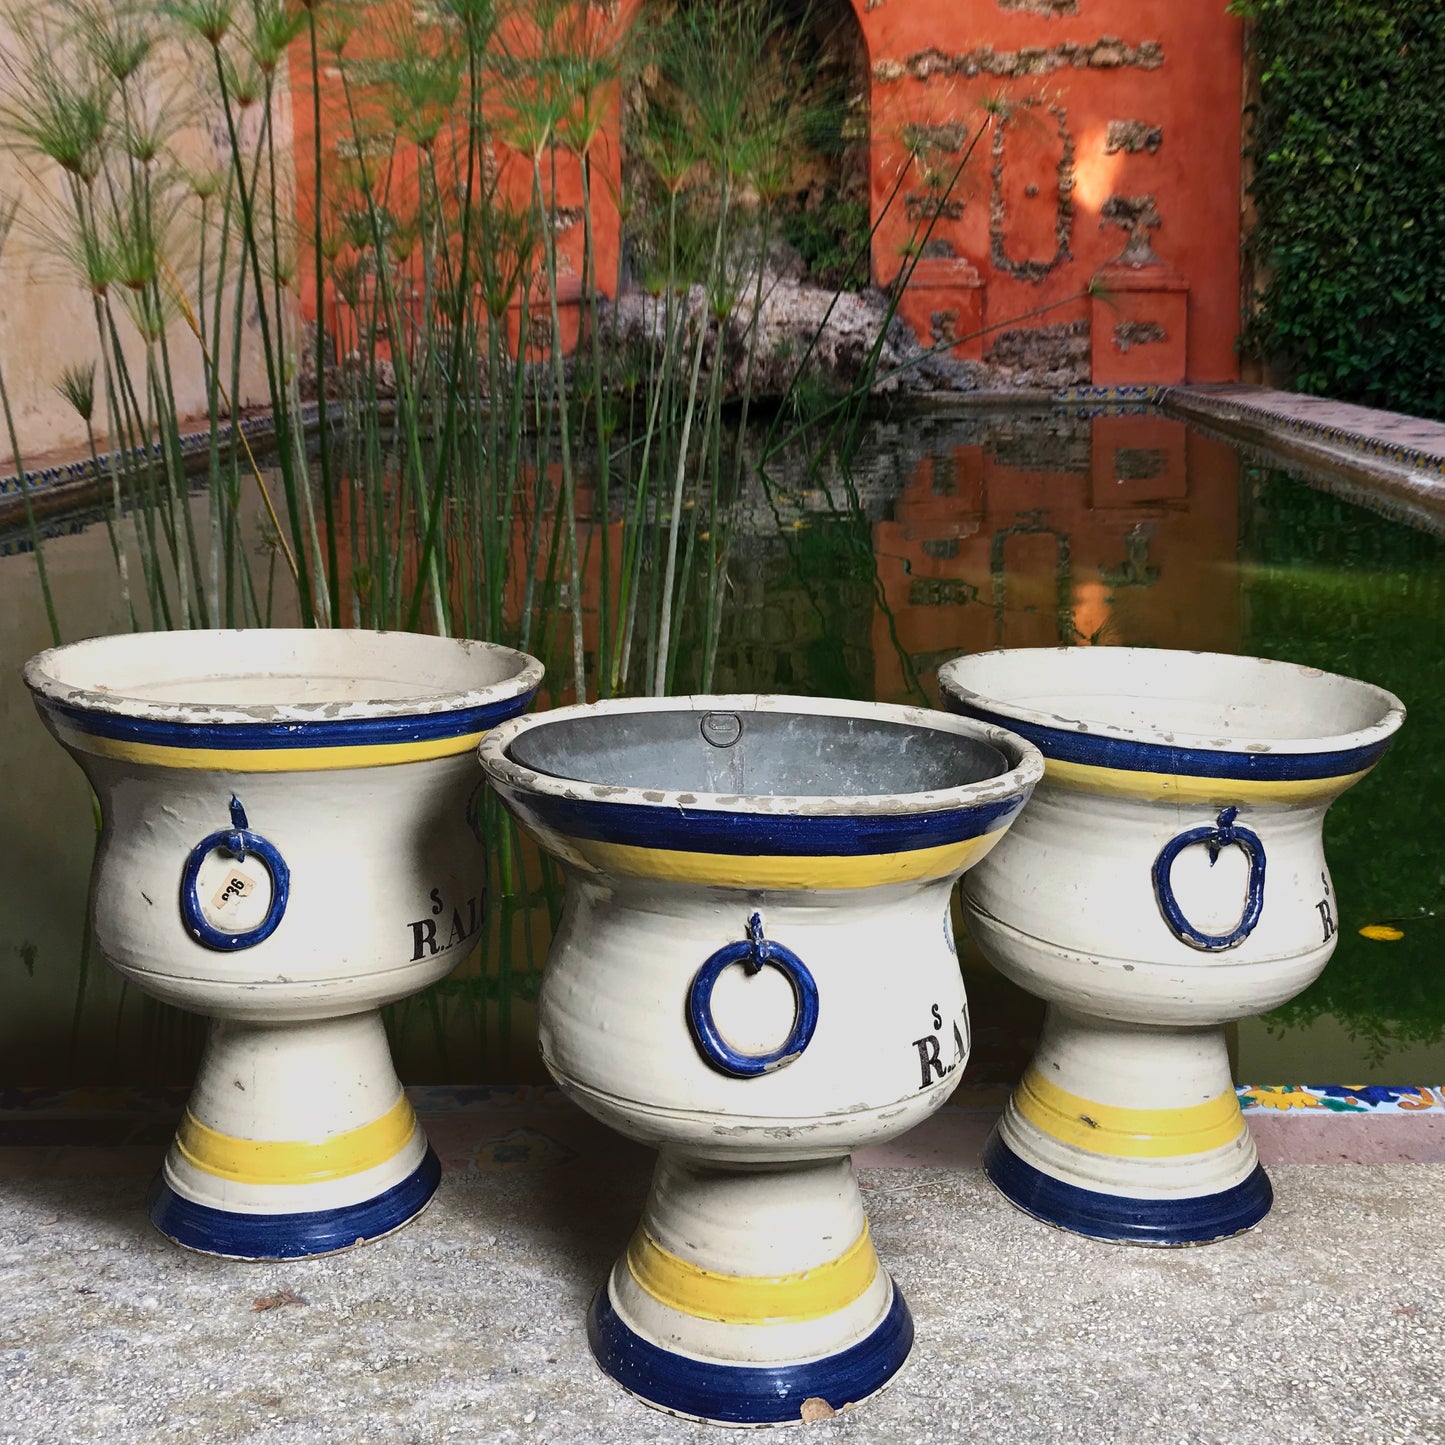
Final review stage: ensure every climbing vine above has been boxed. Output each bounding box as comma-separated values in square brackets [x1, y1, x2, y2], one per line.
[1234, 1, 1445, 419]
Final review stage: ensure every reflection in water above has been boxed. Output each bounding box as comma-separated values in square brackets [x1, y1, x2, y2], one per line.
[1237, 475, 1445, 1077]
[2, 408, 1443, 1086]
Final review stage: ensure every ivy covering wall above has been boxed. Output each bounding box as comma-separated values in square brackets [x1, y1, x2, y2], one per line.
[1235, 2, 1445, 419]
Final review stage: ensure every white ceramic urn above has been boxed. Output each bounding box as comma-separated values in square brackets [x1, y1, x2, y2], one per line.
[480, 694, 1041, 1426]
[25, 629, 542, 1259]
[938, 648, 1404, 1245]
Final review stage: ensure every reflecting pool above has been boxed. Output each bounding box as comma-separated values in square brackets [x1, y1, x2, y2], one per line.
[2, 406, 1441, 1087]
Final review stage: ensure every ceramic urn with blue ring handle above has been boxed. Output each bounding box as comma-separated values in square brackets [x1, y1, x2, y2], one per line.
[938, 648, 1405, 1246]
[24, 629, 542, 1260]
[479, 694, 1041, 1427]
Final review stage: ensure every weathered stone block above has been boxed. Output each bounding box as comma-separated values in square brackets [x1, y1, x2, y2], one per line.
[1105, 120, 1164, 156]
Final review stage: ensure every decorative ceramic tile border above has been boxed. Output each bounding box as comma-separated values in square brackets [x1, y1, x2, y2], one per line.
[3, 1084, 1442, 1173]
[1237, 1084, 1445, 1114]
[0, 516, 90, 557]
[10, 387, 1442, 499]
[1052, 384, 1166, 404]
[0, 402, 334, 500]
[1053, 383, 1445, 490]
[1048, 383, 1163, 418]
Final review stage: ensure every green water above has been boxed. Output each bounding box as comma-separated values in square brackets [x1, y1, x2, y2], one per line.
[1237, 476, 1445, 1072]
[2, 406, 1442, 1087]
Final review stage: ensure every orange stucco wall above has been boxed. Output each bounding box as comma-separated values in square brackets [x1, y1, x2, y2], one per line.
[289, 2, 1244, 382]
[851, 0, 1244, 383]
[286, 3, 625, 351]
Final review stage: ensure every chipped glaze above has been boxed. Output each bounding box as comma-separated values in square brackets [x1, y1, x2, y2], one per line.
[25, 629, 542, 1259]
[939, 647, 1404, 1245]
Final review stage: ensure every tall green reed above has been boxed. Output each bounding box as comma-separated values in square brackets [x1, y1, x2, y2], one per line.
[3, 0, 999, 690]
[0, 0, 1014, 1080]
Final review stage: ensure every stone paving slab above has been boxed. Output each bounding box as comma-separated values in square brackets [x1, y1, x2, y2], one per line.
[1164, 384, 1445, 531]
[4, 1088, 1445, 1176]
[1175, 386, 1445, 467]
[3, 1159, 1442, 1445]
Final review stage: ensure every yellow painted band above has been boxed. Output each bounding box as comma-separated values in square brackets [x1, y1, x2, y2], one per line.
[1014, 1068, 1246, 1158]
[626, 1223, 879, 1324]
[52, 726, 485, 772]
[1042, 757, 1370, 805]
[538, 827, 1007, 889]
[174, 1093, 418, 1184]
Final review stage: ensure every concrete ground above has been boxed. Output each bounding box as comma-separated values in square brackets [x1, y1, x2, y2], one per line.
[3, 1096, 1443, 1445]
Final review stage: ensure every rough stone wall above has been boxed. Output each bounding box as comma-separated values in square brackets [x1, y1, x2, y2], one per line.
[984, 320, 1090, 388]
[851, 0, 1245, 384]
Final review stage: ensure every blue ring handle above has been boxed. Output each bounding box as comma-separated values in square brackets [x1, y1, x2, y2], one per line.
[1151, 806, 1266, 952]
[687, 913, 819, 1078]
[180, 795, 290, 951]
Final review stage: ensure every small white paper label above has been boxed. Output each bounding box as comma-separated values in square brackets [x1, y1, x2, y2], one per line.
[212, 871, 256, 912]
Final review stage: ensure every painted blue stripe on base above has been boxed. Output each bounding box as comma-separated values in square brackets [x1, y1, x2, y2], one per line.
[501, 788, 1027, 858]
[41, 693, 536, 751]
[983, 1133, 1273, 1246]
[944, 697, 1391, 783]
[587, 1281, 913, 1425]
[147, 1146, 441, 1259]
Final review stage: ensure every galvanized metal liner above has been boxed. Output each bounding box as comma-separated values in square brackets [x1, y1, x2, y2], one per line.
[505, 709, 1009, 799]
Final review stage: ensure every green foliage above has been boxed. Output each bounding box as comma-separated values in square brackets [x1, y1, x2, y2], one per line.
[0, 0, 932, 1082]
[1234, 1, 1445, 417]
[779, 184, 868, 291]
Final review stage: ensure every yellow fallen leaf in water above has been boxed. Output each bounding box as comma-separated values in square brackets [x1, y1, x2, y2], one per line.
[1359, 924, 1405, 942]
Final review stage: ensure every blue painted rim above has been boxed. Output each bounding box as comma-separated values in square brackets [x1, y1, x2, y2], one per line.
[983, 1132, 1273, 1246]
[39, 691, 536, 750]
[498, 788, 1027, 858]
[147, 1146, 441, 1259]
[944, 696, 1391, 783]
[588, 1281, 913, 1425]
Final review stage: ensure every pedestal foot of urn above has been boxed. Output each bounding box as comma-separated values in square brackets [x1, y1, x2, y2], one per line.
[590, 1155, 914, 1426]
[588, 1278, 913, 1428]
[985, 1007, 1272, 1246]
[148, 1011, 440, 1259]
[983, 1131, 1272, 1246]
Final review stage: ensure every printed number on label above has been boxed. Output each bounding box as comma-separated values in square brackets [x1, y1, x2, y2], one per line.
[211, 871, 256, 911]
